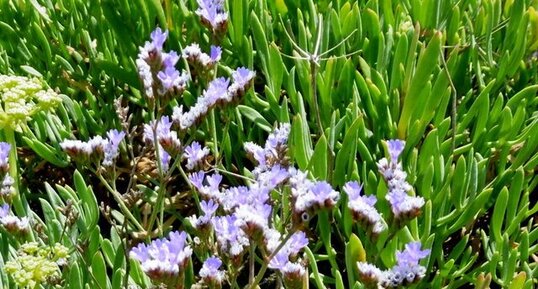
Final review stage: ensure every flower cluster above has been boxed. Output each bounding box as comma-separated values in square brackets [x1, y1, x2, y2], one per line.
[343, 181, 386, 235]
[244, 123, 290, 175]
[199, 256, 225, 285]
[0, 75, 61, 129]
[130, 231, 192, 285]
[4, 242, 68, 289]
[196, 0, 228, 35]
[267, 231, 309, 288]
[357, 241, 430, 288]
[289, 169, 340, 221]
[0, 204, 29, 233]
[172, 67, 255, 130]
[143, 116, 182, 172]
[183, 44, 221, 74]
[60, 129, 125, 167]
[136, 28, 189, 101]
[377, 140, 424, 223]
[183, 141, 210, 170]
[0, 142, 14, 200]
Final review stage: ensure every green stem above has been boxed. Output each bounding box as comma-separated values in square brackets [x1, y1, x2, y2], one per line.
[248, 230, 295, 289]
[209, 110, 219, 161]
[4, 128, 24, 216]
[94, 172, 145, 232]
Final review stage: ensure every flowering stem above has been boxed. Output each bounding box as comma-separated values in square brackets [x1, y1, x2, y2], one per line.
[94, 171, 145, 232]
[209, 110, 219, 161]
[248, 230, 295, 289]
[249, 244, 256, 285]
[4, 128, 24, 215]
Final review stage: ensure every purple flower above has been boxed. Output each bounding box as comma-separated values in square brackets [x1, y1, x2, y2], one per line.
[183, 142, 210, 170]
[162, 51, 179, 68]
[189, 171, 205, 191]
[189, 172, 222, 199]
[210, 45, 222, 62]
[157, 67, 189, 93]
[387, 139, 405, 163]
[256, 165, 289, 190]
[310, 181, 339, 207]
[268, 231, 308, 286]
[130, 231, 192, 280]
[204, 77, 230, 103]
[396, 242, 430, 266]
[201, 199, 219, 216]
[212, 215, 249, 256]
[144, 116, 181, 155]
[102, 129, 125, 167]
[344, 181, 386, 234]
[173, 77, 230, 130]
[188, 199, 218, 229]
[196, 0, 228, 32]
[228, 67, 255, 99]
[199, 256, 225, 284]
[0, 142, 11, 174]
[235, 203, 272, 235]
[1, 175, 14, 197]
[150, 27, 168, 50]
[160, 149, 171, 172]
[0, 203, 29, 233]
[0, 203, 8, 217]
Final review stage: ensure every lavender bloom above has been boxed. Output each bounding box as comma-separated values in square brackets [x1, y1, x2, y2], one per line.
[1, 175, 14, 197]
[102, 129, 125, 167]
[244, 123, 291, 176]
[210, 45, 222, 62]
[396, 242, 431, 266]
[357, 242, 430, 288]
[196, 0, 228, 33]
[268, 231, 308, 288]
[0, 142, 10, 174]
[0, 204, 29, 233]
[385, 242, 430, 287]
[183, 142, 210, 170]
[378, 139, 424, 221]
[173, 77, 230, 130]
[130, 231, 192, 281]
[160, 149, 171, 173]
[150, 27, 168, 50]
[188, 199, 219, 229]
[61, 132, 119, 166]
[234, 203, 272, 236]
[182, 43, 221, 69]
[255, 165, 289, 191]
[387, 139, 405, 163]
[199, 256, 225, 284]
[157, 67, 189, 94]
[343, 181, 386, 235]
[228, 67, 256, 99]
[357, 262, 386, 286]
[291, 171, 339, 214]
[189, 172, 222, 200]
[212, 215, 249, 256]
[189, 171, 205, 191]
[144, 116, 181, 155]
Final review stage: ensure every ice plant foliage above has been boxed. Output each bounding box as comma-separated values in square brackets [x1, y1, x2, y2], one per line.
[377, 139, 425, 222]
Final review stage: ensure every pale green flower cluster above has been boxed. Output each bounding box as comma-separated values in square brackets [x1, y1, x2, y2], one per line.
[0, 75, 61, 129]
[4, 242, 68, 289]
